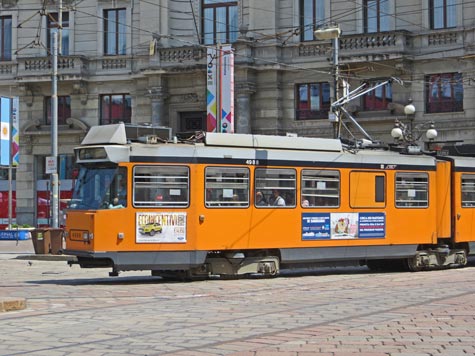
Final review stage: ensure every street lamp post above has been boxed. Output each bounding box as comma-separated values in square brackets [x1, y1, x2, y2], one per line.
[391, 100, 438, 152]
[50, 31, 59, 228]
[404, 99, 416, 137]
[314, 25, 341, 138]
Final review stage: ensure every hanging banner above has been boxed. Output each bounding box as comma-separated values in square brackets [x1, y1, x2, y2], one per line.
[11, 97, 19, 166]
[206, 47, 218, 132]
[206, 44, 234, 133]
[0, 97, 11, 166]
[220, 45, 234, 133]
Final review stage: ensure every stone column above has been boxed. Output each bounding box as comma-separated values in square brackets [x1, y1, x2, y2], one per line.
[235, 83, 255, 134]
[147, 86, 169, 127]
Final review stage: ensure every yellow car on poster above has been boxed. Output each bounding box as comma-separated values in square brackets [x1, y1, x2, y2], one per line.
[138, 222, 162, 236]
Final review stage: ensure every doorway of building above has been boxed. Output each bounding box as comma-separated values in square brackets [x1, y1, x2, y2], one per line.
[177, 111, 206, 139]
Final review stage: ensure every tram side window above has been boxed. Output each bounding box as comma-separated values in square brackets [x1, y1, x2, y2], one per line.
[461, 174, 475, 207]
[205, 167, 249, 208]
[133, 166, 189, 208]
[301, 169, 340, 207]
[395, 173, 429, 208]
[255, 168, 296, 208]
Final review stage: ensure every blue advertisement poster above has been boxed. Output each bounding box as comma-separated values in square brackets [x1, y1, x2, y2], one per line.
[302, 213, 331, 240]
[302, 212, 385, 240]
[358, 212, 385, 238]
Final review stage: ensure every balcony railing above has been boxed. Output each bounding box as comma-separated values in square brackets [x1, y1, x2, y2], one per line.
[297, 31, 410, 64]
[0, 27, 472, 83]
[158, 47, 205, 64]
[14, 55, 88, 82]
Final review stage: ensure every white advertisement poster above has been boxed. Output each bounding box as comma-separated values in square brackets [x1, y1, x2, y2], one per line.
[136, 212, 187, 243]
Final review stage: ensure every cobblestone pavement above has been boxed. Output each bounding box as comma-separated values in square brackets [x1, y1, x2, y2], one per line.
[1, 241, 475, 356]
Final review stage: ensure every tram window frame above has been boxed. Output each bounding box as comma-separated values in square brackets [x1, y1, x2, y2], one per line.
[461, 174, 475, 207]
[301, 169, 340, 208]
[132, 165, 190, 208]
[254, 168, 296, 208]
[205, 166, 250, 208]
[395, 172, 429, 208]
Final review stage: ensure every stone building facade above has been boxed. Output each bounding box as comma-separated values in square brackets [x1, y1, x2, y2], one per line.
[0, 0, 474, 225]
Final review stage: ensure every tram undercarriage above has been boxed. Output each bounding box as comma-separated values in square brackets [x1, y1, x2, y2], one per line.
[68, 243, 469, 279]
[366, 244, 468, 272]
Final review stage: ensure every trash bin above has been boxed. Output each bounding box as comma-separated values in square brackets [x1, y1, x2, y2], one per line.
[31, 229, 50, 254]
[47, 228, 64, 255]
[31, 228, 64, 255]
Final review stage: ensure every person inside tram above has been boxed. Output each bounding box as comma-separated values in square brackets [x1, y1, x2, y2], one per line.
[110, 176, 127, 208]
[117, 177, 127, 204]
[255, 191, 267, 206]
[272, 189, 286, 206]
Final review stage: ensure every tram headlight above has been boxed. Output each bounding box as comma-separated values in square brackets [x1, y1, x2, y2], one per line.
[82, 232, 93, 241]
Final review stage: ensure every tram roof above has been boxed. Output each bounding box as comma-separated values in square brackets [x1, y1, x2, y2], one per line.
[78, 124, 439, 168]
[204, 132, 343, 152]
[81, 123, 343, 152]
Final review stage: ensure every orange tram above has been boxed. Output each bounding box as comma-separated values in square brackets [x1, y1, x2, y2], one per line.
[64, 123, 475, 278]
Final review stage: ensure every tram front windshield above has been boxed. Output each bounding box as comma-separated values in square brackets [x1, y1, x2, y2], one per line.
[69, 166, 127, 210]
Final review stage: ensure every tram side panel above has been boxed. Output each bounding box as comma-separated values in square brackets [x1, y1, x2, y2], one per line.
[194, 164, 439, 258]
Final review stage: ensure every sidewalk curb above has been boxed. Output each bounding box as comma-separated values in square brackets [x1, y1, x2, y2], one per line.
[14, 254, 76, 262]
[0, 298, 26, 312]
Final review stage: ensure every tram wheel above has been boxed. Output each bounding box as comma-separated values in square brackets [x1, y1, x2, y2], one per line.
[405, 255, 423, 272]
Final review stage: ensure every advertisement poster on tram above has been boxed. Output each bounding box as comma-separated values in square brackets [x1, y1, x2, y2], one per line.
[301, 212, 385, 240]
[136, 212, 187, 243]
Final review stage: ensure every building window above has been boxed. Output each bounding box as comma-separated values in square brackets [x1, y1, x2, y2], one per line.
[430, 0, 456, 29]
[179, 111, 206, 136]
[47, 12, 69, 55]
[100, 94, 131, 124]
[104, 8, 126, 55]
[363, 81, 392, 110]
[0, 16, 12, 61]
[202, 0, 238, 45]
[296, 82, 330, 120]
[300, 0, 325, 41]
[364, 0, 390, 33]
[45, 96, 71, 125]
[426, 73, 463, 113]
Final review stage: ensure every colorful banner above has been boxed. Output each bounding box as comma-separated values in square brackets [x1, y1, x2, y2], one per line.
[302, 212, 386, 240]
[0, 97, 11, 166]
[220, 45, 234, 133]
[136, 212, 187, 243]
[206, 47, 218, 132]
[206, 44, 234, 133]
[11, 97, 19, 166]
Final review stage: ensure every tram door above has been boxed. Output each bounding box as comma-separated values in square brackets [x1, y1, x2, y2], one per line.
[455, 169, 475, 243]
